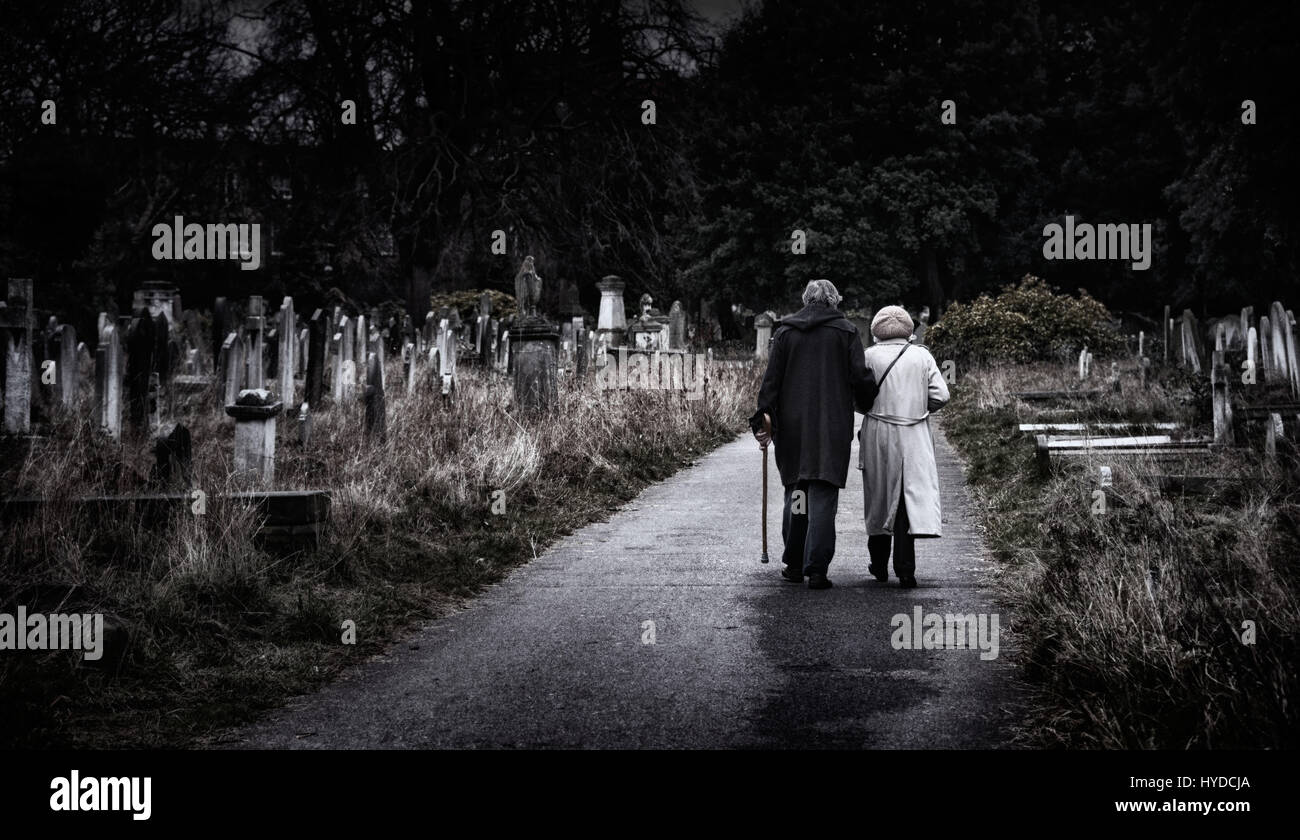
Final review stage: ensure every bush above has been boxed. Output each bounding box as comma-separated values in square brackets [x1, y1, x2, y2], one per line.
[927, 274, 1124, 364]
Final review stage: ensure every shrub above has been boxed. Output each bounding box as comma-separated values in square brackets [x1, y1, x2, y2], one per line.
[927, 274, 1124, 364]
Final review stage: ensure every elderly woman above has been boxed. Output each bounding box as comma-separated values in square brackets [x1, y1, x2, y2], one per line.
[858, 306, 950, 588]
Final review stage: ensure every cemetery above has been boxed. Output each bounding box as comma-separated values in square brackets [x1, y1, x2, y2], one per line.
[0, 269, 759, 747]
[929, 281, 1299, 749]
[1, 0, 1295, 766]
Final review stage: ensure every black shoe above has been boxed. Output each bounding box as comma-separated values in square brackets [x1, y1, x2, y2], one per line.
[808, 573, 833, 590]
[868, 564, 888, 582]
[781, 566, 805, 583]
[898, 576, 917, 589]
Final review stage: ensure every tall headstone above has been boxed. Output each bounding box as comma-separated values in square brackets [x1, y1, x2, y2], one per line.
[439, 311, 459, 396]
[1181, 310, 1201, 375]
[1270, 302, 1290, 388]
[404, 342, 417, 395]
[125, 310, 156, 431]
[1260, 315, 1275, 381]
[1162, 305, 1171, 363]
[331, 321, 346, 403]
[667, 301, 686, 351]
[213, 297, 229, 374]
[1265, 412, 1283, 463]
[98, 324, 123, 440]
[1140, 356, 1151, 390]
[1210, 350, 1235, 445]
[1078, 346, 1090, 380]
[245, 295, 265, 390]
[2, 279, 35, 434]
[57, 324, 78, 406]
[755, 313, 774, 359]
[340, 315, 356, 401]
[365, 352, 386, 441]
[307, 309, 326, 408]
[222, 332, 243, 407]
[1247, 326, 1258, 383]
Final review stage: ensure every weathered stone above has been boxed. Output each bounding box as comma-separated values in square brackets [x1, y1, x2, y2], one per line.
[596, 275, 627, 351]
[364, 352, 386, 441]
[307, 309, 326, 408]
[755, 313, 774, 359]
[512, 320, 560, 412]
[221, 332, 243, 408]
[57, 324, 78, 406]
[1210, 350, 1235, 445]
[245, 295, 265, 390]
[226, 394, 283, 485]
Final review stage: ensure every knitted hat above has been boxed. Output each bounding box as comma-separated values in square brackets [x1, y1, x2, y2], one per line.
[870, 305, 914, 341]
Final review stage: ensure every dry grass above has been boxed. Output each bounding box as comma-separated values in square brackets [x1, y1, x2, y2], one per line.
[0, 357, 759, 747]
[943, 359, 1300, 748]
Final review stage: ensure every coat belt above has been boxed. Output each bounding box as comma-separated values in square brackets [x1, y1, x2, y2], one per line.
[866, 411, 930, 426]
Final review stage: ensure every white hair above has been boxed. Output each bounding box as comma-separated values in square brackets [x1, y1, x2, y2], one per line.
[801, 278, 842, 308]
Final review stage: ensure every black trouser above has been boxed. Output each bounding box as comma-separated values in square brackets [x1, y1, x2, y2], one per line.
[868, 486, 916, 578]
[781, 479, 839, 576]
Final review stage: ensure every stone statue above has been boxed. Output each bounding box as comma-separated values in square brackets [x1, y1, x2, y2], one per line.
[514, 255, 543, 320]
[639, 293, 653, 320]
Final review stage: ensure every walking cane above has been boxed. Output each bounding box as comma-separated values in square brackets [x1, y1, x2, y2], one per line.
[761, 443, 769, 563]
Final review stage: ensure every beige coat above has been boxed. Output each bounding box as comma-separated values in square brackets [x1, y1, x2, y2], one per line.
[857, 339, 950, 536]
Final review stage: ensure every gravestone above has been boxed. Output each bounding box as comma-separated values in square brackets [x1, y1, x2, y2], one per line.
[1162, 305, 1171, 363]
[1137, 331, 1144, 358]
[364, 352, 386, 441]
[1260, 315, 1275, 381]
[340, 316, 356, 400]
[355, 315, 366, 386]
[1181, 310, 1202, 375]
[1110, 361, 1121, 393]
[152, 312, 171, 420]
[596, 276, 627, 352]
[668, 301, 686, 351]
[512, 319, 560, 412]
[439, 310, 459, 396]
[404, 342, 417, 394]
[245, 295, 265, 389]
[221, 332, 242, 407]
[1139, 356, 1151, 390]
[1265, 412, 1283, 463]
[126, 310, 157, 431]
[306, 309, 326, 408]
[1078, 346, 1090, 380]
[213, 297, 230, 374]
[1210, 350, 1235, 445]
[298, 402, 312, 448]
[1247, 326, 1258, 383]
[151, 423, 192, 487]
[97, 324, 124, 440]
[2, 279, 35, 434]
[58, 324, 78, 406]
[755, 313, 774, 359]
[226, 389, 282, 485]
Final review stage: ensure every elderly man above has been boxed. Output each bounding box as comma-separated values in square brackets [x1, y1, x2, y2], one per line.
[751, 279, 875, 589]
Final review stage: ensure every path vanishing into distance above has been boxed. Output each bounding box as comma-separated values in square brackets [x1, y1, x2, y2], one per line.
[227, 421, 1025, 749]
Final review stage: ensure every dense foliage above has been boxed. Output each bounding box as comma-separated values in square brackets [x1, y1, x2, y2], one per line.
[926, 275, 1124, 362]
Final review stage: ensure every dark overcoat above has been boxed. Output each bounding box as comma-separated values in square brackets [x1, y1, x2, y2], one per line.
[753, 305, 875, 488]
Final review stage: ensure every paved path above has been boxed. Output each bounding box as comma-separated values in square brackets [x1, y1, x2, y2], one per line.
[228, 421, 1024, 748]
